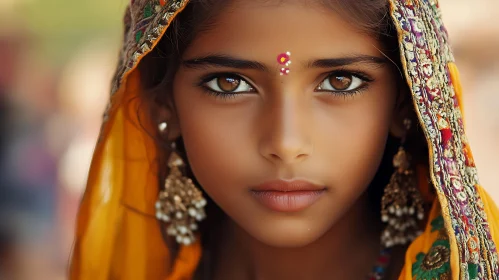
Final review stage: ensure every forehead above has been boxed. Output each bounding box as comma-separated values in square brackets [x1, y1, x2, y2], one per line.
[183, 1, 383, 61]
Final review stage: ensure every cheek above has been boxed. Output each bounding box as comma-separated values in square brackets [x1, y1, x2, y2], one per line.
[176, 104, 234, 182]
[319, 87, 397, 199]
[173, 84, 256, 203]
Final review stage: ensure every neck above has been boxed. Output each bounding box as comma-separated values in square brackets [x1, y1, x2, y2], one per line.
[212, 194, 383, 280]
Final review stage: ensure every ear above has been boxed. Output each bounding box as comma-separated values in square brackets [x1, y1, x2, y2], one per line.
[156, 104, 181, 141]
[389, 85, 413, 138]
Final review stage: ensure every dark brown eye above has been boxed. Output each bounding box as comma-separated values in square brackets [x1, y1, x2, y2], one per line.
[316, 72, 365, 92]
[217, 75, 241, 92]
[204, 74, 255, 93]
[328, 75, 353, 90]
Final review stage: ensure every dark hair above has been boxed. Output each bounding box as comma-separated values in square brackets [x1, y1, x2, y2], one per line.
[139, 0, 399, 89]
[136, 0, 428, 275]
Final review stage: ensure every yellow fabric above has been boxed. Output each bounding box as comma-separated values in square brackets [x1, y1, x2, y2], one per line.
[70, 71, 201, 279]
[448, 63, 465, 118]
[69, 25, 499, 280]
[477, 185, 499, 258]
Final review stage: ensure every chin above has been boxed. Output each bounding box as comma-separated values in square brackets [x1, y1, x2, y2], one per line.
[244, 218, 331, 248]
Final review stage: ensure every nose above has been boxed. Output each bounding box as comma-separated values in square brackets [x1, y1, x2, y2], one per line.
[258, 94, 313, 165]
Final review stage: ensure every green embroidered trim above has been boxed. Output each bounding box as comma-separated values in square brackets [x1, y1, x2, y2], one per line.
[468, 263, 478, 279]
[412, 239, 451, 280]
[431, 216, 444, 232]
[135, 30, 143, 43]
[144, 3, 153, 18]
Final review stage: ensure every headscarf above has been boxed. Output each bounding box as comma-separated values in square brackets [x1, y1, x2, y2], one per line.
[69, 0, 499, 279]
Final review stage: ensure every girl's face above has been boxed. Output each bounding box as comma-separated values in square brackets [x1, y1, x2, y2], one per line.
[173, 0, 400, 247]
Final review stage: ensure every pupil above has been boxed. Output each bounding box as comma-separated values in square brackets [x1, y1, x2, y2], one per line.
[218, 76, 240, 92]
[329, 75, 352, 90]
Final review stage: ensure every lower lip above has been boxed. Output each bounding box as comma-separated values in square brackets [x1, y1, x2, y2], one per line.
[251, 190, 325, 212]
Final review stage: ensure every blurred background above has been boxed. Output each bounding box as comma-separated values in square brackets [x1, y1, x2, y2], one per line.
[0, 0, 497, 279]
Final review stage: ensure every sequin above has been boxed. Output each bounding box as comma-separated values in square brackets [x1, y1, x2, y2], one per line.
[277, 52, 291, 65]
[412, 240, 451, 280]
[277, 52, 291, 75]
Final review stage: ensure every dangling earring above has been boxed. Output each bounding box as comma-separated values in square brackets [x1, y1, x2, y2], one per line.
[381, 119, 424, 248]
[155, 122, 207, 246]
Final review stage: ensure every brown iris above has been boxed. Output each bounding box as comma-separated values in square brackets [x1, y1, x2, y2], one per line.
[217, 75, 240, 92]
[329, 74, 353, 90]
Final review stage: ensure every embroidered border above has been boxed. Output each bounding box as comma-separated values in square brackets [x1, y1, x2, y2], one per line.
[389, 0, 498, 278]
[102, 0, 189, 123]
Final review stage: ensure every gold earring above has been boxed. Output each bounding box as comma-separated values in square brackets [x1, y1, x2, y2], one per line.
[155, 122, 207, 246]
[381, 119, 424, 248]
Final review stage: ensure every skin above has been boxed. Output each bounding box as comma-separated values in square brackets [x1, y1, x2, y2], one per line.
[165, 1, 409, 279]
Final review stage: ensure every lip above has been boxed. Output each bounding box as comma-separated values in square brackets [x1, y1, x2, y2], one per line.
[251, 180, 326, 212]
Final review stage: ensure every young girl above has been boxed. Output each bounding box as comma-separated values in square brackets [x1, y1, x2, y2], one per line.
[69, 0, 499, 279]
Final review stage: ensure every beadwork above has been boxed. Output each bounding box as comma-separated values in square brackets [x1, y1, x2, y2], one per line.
[381, 120, 425, 248]
[155, 148, 207, 245]
[367, 248, 392, 280]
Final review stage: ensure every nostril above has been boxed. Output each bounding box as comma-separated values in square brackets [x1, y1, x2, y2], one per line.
[296, 153, 308, 159]
[269, 153, 308, 162]
[270, 154, 280, 160]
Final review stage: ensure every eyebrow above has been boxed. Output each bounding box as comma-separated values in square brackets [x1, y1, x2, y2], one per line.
[307, 55, 388, 68]
[183, 55, 268, 71]
[182, 54, 387, 71]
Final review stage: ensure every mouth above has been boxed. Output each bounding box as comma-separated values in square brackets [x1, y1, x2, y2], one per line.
[250, 179, 326, 212]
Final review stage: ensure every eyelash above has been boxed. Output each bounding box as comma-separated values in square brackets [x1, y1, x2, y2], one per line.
[197, 73, 250, 100]
[197, 70, 374, 99]
[202, 89, 239, 100]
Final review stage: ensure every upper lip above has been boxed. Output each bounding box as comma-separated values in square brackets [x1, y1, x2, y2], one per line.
[251, 179, 325, 192]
